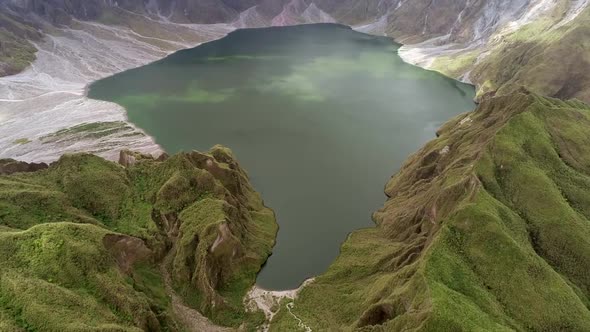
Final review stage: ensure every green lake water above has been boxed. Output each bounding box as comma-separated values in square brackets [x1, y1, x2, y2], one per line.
[89, 23, 475, 290]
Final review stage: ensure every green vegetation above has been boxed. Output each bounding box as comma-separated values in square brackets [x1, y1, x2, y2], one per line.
[12, 138, 31, 145]
[271, 91, 590, 331]
[392, 0, 590, 104]
[0, 13, 42, 77]
[41, 122, 144, 144]
[0, 223, 163, 331]
[0, 146, 277, 331]
[470, 5, 590, 102]
[431, 51, 478, 80]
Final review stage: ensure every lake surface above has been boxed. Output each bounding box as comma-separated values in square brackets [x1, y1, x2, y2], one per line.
[89, 23, 475, 290]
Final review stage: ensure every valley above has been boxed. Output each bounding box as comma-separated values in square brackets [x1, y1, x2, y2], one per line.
[0, 0, 589, 331]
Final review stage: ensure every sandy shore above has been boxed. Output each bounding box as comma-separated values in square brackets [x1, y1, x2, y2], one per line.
[245, 278, 315, 331]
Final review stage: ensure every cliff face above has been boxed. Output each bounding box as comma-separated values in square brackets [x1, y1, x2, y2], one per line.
[271, 91, 590, 331]
[0, 146, 277, 330]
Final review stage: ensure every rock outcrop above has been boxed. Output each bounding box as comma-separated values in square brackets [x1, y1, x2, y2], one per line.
[0, 146, 277, 330]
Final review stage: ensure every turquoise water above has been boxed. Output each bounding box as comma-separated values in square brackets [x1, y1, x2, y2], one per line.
[89, 23, 475, 290]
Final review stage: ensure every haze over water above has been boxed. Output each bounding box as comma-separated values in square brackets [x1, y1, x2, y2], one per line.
[89, 23, 475, 290]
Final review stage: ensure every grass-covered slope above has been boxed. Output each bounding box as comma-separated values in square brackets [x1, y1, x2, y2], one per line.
[425, 4, 590, 103]
[0, 146, 277, 331]
[0, 12, 41, 77]
[470, 7, 590, 102]
[271, 91, 590, 331]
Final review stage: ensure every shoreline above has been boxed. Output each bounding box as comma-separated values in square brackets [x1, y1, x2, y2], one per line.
[245, 278, 316, 329]
[0, 18, 235, 163]
[396, 35, 480, 86]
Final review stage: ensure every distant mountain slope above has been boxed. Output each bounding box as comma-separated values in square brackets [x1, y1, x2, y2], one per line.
[469, 6, 590, 102]
[382, 0, 590, 102]
[270, 91, 590, 330]
[2, 0, 589, 101]
[0, 11, 41, 76]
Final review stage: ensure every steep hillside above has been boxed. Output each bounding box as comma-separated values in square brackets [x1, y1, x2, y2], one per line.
[469, 6, 590, 102]
[270, 91, 590, 331]
[1, 3, 590, 331]
[389, 0, 590, 102]
[0, 146, 277, 330]
[0, 11, 41, 76]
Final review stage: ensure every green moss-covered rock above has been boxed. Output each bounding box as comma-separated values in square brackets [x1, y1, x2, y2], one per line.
[0, 146, 277, 331]
[0, 223, 165, 331]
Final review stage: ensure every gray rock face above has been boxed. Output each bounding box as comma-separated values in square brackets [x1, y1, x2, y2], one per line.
[4, 0, 245, 23]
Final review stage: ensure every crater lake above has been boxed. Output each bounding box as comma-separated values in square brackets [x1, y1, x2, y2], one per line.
[89, 23, 475, 290]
